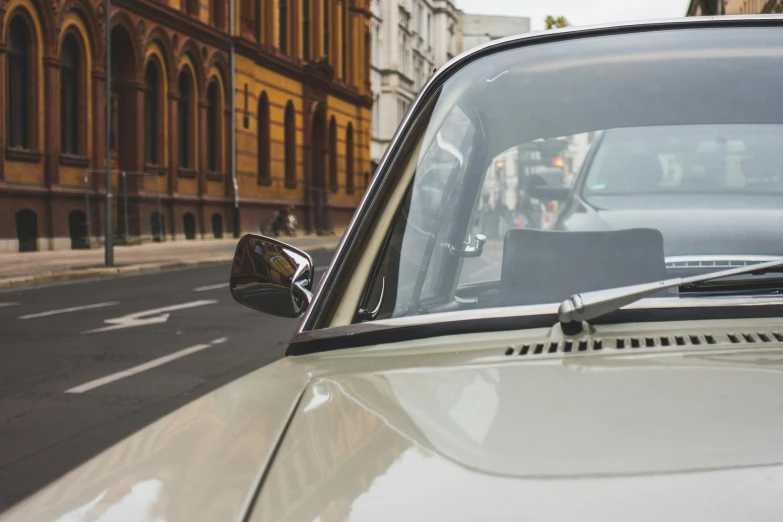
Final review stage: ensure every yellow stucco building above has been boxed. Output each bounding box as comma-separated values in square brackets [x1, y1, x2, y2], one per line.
[0, 0, 371, 251]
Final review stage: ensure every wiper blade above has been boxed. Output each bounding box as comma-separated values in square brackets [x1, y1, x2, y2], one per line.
[558, 258, 783, 334]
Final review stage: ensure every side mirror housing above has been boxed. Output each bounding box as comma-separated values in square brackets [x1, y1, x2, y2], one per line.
[229, 234, 314, 318]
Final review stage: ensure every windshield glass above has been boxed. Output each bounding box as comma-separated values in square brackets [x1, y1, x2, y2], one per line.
[364, 26, 783, 320]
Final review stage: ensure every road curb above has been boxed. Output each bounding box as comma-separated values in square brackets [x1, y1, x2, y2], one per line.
[0, 241, 339, 290]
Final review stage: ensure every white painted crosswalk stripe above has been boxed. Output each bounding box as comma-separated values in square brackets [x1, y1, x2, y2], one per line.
[0, 302, 20, 308]
[18, 302, 119, 320]
[65, 337, 229, 393]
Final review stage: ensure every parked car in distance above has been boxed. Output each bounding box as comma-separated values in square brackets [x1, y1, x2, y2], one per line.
[531, 124, 783, 275]
[7, 15, 783, 522]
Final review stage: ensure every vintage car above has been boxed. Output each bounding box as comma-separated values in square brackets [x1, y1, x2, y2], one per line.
[6, 15, 783, 522]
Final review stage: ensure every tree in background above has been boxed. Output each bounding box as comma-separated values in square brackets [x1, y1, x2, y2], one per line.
[544, 15, 570, 29]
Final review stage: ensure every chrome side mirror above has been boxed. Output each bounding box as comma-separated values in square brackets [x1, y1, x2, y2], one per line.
[229, 234, 314, 318]
[448, 234, 487, 258]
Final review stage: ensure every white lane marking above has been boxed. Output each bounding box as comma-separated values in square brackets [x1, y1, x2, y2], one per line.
[0, 302, 20, 308]
[18, 301, 119, 320]
[65, 337, 229, 394]
[83, 300, 218, 334]
[193, 282, 229, 292]
[315, 266, 328, 272]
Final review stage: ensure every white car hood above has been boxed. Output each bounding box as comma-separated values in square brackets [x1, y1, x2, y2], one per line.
[253, 336, 783, 521]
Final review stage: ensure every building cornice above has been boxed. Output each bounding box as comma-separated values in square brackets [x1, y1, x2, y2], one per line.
[114, 0, 230, 51]
[235, 40, 372, 108]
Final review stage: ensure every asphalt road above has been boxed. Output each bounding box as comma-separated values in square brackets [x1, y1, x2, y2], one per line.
[0, 249, 334, 513]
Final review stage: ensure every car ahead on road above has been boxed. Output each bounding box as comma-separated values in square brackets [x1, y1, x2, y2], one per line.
[532, 124, 783, 274]
[8, 15, 783, 522]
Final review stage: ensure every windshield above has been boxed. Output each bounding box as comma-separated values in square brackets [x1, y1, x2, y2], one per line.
[363, 26, 783, 321]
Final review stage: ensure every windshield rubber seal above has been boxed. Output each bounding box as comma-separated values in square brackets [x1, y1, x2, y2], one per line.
[286, 301, 783, 356]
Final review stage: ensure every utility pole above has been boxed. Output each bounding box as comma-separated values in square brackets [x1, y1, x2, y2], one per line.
[229, 0, 239, 238]
[104, 0, 113, 266]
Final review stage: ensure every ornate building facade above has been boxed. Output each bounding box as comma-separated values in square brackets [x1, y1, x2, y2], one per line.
[0, 0, 372, 251]
[686, 0, 783, 15]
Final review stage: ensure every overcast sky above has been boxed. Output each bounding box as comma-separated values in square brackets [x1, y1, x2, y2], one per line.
[456, 0, 688, 31]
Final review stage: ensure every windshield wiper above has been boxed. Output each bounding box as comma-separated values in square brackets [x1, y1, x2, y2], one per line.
[558, 258, 783, 335]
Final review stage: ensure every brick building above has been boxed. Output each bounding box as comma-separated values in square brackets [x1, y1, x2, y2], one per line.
[0, 0, 372, 252]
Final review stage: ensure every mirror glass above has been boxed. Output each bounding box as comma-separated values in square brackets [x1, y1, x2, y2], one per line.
[230, 234, 314, 318]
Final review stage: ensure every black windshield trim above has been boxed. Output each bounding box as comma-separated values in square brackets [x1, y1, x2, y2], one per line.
[286, 302, 783, 356]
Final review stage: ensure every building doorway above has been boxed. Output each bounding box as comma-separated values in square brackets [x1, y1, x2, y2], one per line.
[15, 209, 38, 252]
[211, 213, 223, 238]
[68, 210, 89, 249]
[183, 213, 196, 240]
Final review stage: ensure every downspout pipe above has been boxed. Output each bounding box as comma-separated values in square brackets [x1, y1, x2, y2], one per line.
[229, 0, 240, 237]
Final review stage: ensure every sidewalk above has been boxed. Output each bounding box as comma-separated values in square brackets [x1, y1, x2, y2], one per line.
[0, 233, 343, 289]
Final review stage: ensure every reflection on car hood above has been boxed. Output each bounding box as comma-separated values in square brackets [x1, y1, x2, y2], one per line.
[253, 327, 783, 522]
[6, 322, 783, 521]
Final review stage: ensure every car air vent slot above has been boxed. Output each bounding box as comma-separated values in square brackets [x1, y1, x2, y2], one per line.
[505, 330, 783, 357]
[507, 339, 605, 356]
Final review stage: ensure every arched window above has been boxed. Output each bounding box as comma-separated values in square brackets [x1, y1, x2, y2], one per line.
[178, 71, 191, 169]
[328, 116, 337, 192]
[257, 91, 271, 185]
[212, 0, 226, 30]
[345, 122, 354, 194]
[303, 0, 311, 61]
[8, 16, 31, 149]
[254, 0, 262, 41]
[60, 34, 79, 155]
[284, 101, 296, 188]
[144, 62, 159, 165]
[278, 0, 288, 54]
[207, 81, 218, 172]
[323, 0, 330, 55]
[341, 0, 347, 81]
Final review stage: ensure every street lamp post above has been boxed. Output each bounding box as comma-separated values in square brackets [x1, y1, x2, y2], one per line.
[104, 0, 113, 266]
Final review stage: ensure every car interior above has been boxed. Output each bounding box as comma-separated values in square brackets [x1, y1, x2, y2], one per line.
[349, 26, 783, 323]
